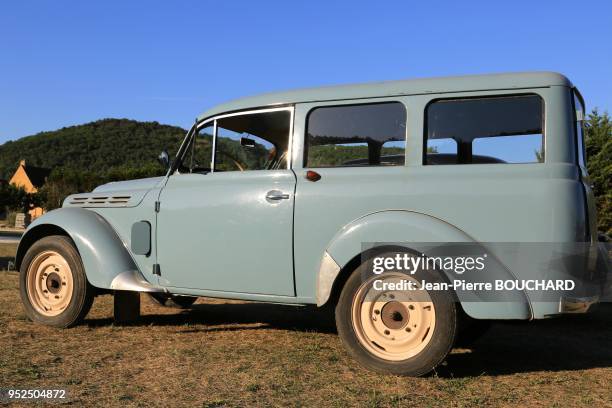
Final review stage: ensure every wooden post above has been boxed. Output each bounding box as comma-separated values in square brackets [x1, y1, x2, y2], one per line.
[114, 291, 140, 324]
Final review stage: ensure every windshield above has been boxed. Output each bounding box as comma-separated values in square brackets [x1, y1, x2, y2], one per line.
[170, 124, 203, 174]
[183, 123, 214, 173]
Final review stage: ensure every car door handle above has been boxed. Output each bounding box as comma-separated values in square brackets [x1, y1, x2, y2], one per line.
[266, 190, 290, 201]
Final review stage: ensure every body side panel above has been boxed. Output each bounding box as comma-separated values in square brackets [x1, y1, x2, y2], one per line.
[89, 187, 161, 285]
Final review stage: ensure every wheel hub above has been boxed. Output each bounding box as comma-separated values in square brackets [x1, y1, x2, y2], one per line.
[381, 301, 409, 330]
[45, 272, 62, 294]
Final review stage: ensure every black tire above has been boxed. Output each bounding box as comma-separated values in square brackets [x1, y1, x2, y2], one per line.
[335, 256, 458, 376]
[19, 235, 94, 328]
[148, 293, 198, 309]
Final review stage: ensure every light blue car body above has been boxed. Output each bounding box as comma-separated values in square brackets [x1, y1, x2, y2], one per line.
[16, 72, 602, 320]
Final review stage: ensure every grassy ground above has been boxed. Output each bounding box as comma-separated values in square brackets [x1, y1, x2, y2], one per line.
[1, 243, 611, 407]
[0, 243, 17, 270]
[0, 244, 17, 258]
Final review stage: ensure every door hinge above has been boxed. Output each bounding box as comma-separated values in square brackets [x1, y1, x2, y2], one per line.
[153, 264, 161, 276]
[154, 201, 161, 212]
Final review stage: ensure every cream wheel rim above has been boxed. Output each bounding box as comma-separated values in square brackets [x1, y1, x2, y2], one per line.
[351, 273, 436, 361]
[26, 251, 74, 317]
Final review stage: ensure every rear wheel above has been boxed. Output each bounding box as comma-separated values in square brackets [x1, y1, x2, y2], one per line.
[336, 257, 457, 376]
[19, 235, 94, 328]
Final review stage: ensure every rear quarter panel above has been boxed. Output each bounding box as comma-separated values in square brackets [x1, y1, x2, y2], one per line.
[292, 87, 583, 319]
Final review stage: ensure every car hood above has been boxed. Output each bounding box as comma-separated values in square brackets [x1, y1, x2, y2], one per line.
[63, 176, 165, 208]
[92, 176, 165, 193]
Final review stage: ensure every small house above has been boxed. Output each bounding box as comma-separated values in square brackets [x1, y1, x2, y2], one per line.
[9, 159, 51, 220]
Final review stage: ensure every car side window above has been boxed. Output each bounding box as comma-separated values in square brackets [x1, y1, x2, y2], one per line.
[425, 95, 544, 165]
[304, 102, 407, 167]
[214, 109, 291, 172]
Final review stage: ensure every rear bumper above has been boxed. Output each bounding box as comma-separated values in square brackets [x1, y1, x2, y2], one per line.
[557, 241, 610, 315]
[559, 295, 599, 314]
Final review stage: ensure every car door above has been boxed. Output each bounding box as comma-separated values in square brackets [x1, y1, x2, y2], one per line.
[156, 107, 296, 296]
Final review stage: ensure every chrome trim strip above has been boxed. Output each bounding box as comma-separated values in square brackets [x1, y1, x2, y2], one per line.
[559, 295, 599, 314]
[211, 119, 218, 173]
[212, 106, 294, 120]
[287, 106, 295, 169]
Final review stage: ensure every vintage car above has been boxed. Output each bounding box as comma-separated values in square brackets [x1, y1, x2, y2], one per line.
[16, 72, 605, 376]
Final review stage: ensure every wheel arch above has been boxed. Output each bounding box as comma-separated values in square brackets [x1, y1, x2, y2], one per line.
[316, 210, 532, 320]
[323, 244, 411, 310]
[16, 224, 70, 272]
[17, 208, 162, 292]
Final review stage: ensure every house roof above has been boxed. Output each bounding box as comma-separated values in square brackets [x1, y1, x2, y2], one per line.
[197, 71, 573, 122]
[21, 163, 51, 188]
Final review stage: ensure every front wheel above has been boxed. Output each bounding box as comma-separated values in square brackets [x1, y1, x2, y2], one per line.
[335, 259, 457, 376]
[19, 235, 94, 328]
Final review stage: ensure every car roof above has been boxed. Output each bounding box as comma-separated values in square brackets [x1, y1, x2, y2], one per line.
[197, 71, 572, 122]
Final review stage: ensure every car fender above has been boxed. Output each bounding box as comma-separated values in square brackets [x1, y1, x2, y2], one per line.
[16, 207, 163, 292]
[318, 210, 532, 320]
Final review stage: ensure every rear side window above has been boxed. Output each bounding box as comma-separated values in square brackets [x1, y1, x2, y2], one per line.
[305, 102, 407, 167]
[425, 95, 544, 165]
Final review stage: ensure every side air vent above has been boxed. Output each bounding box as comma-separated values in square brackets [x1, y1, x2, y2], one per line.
[68, 195, 132, 207]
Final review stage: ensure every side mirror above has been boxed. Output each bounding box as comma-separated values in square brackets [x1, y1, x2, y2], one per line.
[240, 137, 256, 148]
[158, 150, 170, 171]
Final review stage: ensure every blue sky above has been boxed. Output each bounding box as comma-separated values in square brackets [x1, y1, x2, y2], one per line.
[1, 0, 611, 143]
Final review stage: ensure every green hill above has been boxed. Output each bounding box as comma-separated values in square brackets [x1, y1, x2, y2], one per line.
[0, 118, 186, 179]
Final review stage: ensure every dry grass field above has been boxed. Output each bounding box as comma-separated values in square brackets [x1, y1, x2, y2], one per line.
[0, 243, 17, 271]
[1, 243, 611, 407]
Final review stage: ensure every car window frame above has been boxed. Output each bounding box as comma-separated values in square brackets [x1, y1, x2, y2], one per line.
[175, 106, 295, 175]
[303, 101, 408, 169]
[571, 88, 587, 168]
[422, 93, 546, 165]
